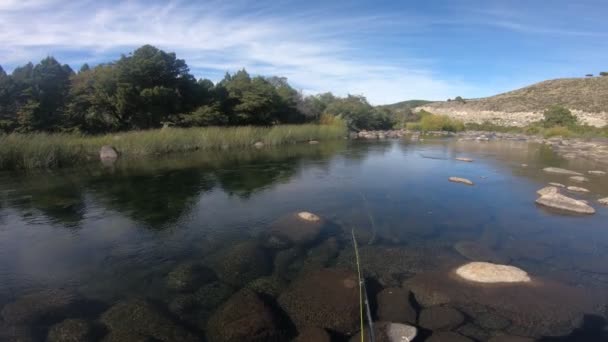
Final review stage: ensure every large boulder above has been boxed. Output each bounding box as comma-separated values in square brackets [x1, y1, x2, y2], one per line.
[47, 319, 93, 342]
[542, 167, 582, 176]
[206, 289, 285, 342]
[454, 241, 509, 264]
[293, 327, 331, 342]
[268, 212, 325, 247]
[166, 262, 216, 292]
[0, 289, 81, 325]
[100, 299, 199, 342]
[418, 306, 465, 330]
[536, 192, 595, 214]
[375, 288, 417, 324]
[206, 241, 272, 287]
[348, 322, 417, 342]
[278, 268, 360, 335]
[455, 262, 531, 283]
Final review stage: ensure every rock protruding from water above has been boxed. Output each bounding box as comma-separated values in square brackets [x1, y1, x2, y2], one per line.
[542, 167, 582, 176]
[588, 170, 606, 175]
[455, 157, 473, 162]
[47, 319, 93, 342]
[455, 262, 531, 283]
[206, 241, 272, 286]
[348, 322, 417, 342]
[419, 306, 465, 330]
[536, 186, 559, 196]
[99, 145, 118, 161]
[100, 299, 199, 342]
[0, 289, 81, 325]
[166, 262, 216, 292]
[449, 177, 474, 185]
[599, 198, 608, 206]
[268, 212, 325, 247]
[536, 191, 595, 214]
[294, 327, 331, 342]
[253, 141, 264, 148]
[566, 186, 590, 193]
[427, 332, 474, 342]
[206, 289, 285, 342]
[376, 288, 417, 324]
[549, 182, 565, 188]
[278, 268, 359, 335]
[454, 241, 509, 264]
[569, 176, 589, 182]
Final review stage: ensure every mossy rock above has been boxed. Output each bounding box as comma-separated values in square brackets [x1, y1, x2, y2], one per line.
[206, 241, 272, 287]
[166, 262, 216, 292]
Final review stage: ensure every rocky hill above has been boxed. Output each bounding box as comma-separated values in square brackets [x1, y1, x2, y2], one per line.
[414, 77, 608, 127]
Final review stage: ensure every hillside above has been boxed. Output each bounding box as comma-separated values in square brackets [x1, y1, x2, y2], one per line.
[380, 99, 433, 111]
[415, 77, 608, 127]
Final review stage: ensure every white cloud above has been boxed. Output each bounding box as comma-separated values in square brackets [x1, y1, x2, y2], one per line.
[0, 0, 474, 104]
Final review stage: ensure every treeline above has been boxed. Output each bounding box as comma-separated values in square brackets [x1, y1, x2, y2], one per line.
[0, 45, 396, 134]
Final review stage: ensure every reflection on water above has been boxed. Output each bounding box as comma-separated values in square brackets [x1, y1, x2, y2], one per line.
[1, 139, 608, 341]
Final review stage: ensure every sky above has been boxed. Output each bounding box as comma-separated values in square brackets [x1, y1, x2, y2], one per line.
[1, 0, 607, 104]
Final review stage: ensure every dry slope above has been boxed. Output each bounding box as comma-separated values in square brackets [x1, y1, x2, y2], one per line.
[415, 77, 608, 127]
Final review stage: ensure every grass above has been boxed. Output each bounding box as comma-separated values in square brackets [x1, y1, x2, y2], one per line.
[0, 123, 347, 170]
[465, 120, 608, 139]
[406, 114, 465, 132]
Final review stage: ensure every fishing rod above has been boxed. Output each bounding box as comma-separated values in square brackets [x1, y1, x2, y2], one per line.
[351, 229, 375, 342]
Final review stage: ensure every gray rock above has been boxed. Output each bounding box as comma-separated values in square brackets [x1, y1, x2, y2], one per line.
[456, 323, 491, 341]
[404, 280, 451, 307]
[246, 276, 288, 298]
[100, 299, 199, 342]
[418, 306, 465, 330]
[47, 319, 93, 342]
[542, 167, 582, 176]
[349, 322, 417, 342]
[206, 241, 272, 286]
[549, 182, 565, 188]
[253, 141, 264, 148]
[294, 327, 331, 342]
[566, 186, 590, 193]
[588, 170, 606, 175]
[536, 192, 595, 215]
[269, 212, 325, 247]
[488, 334, 535, 342]
[309, 140, 319, 144]
[455, 157, 474, 162]
[376, 288, 417, 324]
[426, 332, 474, 342]
[166, 262, 216, 292]
[599, 197, 608, 206]
[536, 186, 559, 196]
[0, 289, 81, 325]
[206, 289, 284, 342]
[99, 145, 118, 161]
[449, 177, 474, 185]
[569, 176, 589, 182]
[194, 281, 235, 311]
[278, 268, 360, 335]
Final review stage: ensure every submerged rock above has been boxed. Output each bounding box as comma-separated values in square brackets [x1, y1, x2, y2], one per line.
[488, 335, 535, 342]
[426, 332, 474, 342]
[455, 262, 531, 283]
[376, 288, 417, 324]
[278, 268, 359, 335]
[100, 299, 199, 342]
[542, 167, 582, 176]
[419, 306, 465, 330]
[294, 327, 331, 342]
[454, 241, 509, 264]
[268, 211, 325, 247]
[0, 289, 81, 325]
[206, 241, 272, 287]
[246, 276, 288, 298]
[348, 322, 417, 342]
[194, 281, 235, 311]
[47, 319, 93, 342]
[569, 176, 589, 182]
[449, 177, 474, 185]
[536, 192, 595, 214]
[566, 186, 590, 193]
[206, 289, 284, 342]
[166, 262, 216, 292]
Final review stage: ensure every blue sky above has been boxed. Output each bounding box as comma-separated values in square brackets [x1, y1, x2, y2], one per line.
[1, 0, 607, 104]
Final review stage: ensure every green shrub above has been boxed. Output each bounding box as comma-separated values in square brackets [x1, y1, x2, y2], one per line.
[419, 114, 465, 132]
[543, 126, 574, 138]
[543, 105, 577, 127]
[405, 122, 422, 131]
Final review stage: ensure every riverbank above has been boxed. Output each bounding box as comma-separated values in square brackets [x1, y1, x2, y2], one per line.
[0, 124, 347, 170]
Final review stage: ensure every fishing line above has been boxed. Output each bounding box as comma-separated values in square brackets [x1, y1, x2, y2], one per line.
[352, 229, 375, 342]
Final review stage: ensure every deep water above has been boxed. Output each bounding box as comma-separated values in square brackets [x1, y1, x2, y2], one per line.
[1, 138, 608, 341]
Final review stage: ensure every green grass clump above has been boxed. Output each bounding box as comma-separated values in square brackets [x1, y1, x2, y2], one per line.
[418, 114, 465, 132]
[0, 123, 346, 170]
[542, 126, 574, 138]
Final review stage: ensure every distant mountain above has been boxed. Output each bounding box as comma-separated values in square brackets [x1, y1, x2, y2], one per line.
[413, 77, 608, 127]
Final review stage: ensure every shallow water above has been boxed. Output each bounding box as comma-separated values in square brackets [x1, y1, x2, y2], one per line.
[1, 138, 608, 341]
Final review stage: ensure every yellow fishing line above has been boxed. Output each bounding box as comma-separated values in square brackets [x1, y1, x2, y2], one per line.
[352, 229, 365, 342]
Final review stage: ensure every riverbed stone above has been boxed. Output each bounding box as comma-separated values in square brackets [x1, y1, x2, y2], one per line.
[47, 319, 93, 342]
[253, 141, 264, 148]
[404, 280, 451, 307]
[246, 275, 287, 298]
[536, 192, 595, 214]
[569, 176, 589, 182]
[454, 241, 509, 264]
[449, 177, 474, 185]
[566, 186, 590, 193]
[536, 186, 558, 196]
[268, 212, 325, 247]
[419, 306, 465, 330]
[99, 145, 118, 161]
[376, 288, 417, 324]
[475, 311, 511, 330]
[166, 262, 216, 292]
[599, 197, 608, 206]
[0, 289, 81, 325]
[278, 268, 359, 335]
[206, 241, 272, 287]
[349, 322, 417, 342]
[542, 167, 582, 176]
[100, 299, 199, 342]
[294, 327, 331, 342]
[548, 182, 565, 188]
[206, 289, 285, 342]
[488, 334, 535, 342]
[426, 332, 474, 342]
[194, 281, 235, 311]
[455, 262, 531, 283]
[588, 170, 606, 175]
[455, 157, 474, 162]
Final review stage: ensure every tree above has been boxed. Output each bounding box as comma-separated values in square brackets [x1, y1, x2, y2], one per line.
[79, 64, 90, 73]
[543, 105, 577, 127]
[600, 72, 608, 77]
[585, 74, 593, 77]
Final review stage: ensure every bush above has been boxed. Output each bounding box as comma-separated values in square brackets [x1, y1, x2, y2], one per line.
[419, 114, 465, 132]
[543, 105, 577, 127]
[600, 72, 608, 77]
[405, 122, 422, 131]
[543, 126, 574, 138]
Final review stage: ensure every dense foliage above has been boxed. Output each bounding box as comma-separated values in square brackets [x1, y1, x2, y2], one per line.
[542, 105, 577, 127]
[0, 45, 392, 134]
